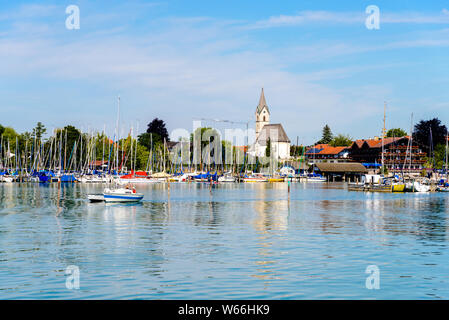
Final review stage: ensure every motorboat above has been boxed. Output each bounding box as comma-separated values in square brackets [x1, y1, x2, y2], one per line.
[88, 194, 105, 202]
[304, 173, 327, 182]
[437, 186, 449, 192]
[218, 172, 236, 182]
[103, 187, 144, 202]
[268, 176, 285, 182]
[405, 181, 431, 193]
[243, 174, 267, 182]
[170, 173, 190, 182]
[0, 175, 14, 183]
[348, 174, 392, 192]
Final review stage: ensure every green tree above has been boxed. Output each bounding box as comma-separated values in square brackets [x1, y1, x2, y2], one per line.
[330, 134, 353, 147]
[31, 122, 47, 140]
[146, 118, 169, 142]
[265, 137, 271, 157]
[386, 128, 407, 137]
[433, 143, 447, 169]
[0, 124, 4, 136]
[138, 132, 163, 151]
[53, 125, 86, 167]
[317, 124, 333, 144]
[413, 118, 447, 154]
[2, 127, 19, 145]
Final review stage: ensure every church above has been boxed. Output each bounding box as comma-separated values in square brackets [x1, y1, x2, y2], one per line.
[250, 88, 291, 159]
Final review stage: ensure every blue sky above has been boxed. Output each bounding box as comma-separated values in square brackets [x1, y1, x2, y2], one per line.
[1, 0, 449, 144]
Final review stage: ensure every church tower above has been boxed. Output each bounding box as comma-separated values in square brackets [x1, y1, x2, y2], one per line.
[255, 88, 270, 138]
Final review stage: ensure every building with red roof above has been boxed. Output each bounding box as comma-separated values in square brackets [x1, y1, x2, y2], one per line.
[305, 144, 350, 164]
[349, 136, 426, 172]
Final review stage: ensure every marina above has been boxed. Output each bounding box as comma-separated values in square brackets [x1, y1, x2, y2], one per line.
[1, 0, 449, 304]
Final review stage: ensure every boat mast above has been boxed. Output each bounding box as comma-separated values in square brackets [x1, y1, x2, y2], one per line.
[102, 124, 105, 172]
[134, 121, 138, 172]
[116, 96, 120, 174]
[446, 129, 449, 183]
[381, 101, 386, 176]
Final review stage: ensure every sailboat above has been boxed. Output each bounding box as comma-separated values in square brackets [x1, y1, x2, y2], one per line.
[404, 124, 431, 193]
[437, 130, 449, 192]
[88, 96, 145, 203]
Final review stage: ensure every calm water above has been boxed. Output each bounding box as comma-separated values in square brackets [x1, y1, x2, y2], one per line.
[1, 182, 449, 299]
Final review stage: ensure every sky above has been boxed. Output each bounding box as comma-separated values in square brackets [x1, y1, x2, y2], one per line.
[1, 0, 449, 144]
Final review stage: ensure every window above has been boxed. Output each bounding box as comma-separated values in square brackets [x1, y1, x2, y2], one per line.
[263, 116, 266, 121]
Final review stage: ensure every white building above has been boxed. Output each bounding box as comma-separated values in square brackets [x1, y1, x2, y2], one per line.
[251, 88, 291, 159]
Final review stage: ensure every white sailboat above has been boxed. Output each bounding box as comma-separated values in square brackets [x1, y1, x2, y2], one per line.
[437, 130, 449, 192]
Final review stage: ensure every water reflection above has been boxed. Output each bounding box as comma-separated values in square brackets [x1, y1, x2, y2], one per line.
[1, 182, 449, 299]
[251, 185, 289, 283]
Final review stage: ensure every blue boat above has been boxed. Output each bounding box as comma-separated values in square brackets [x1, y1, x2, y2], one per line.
[60, 174, 77, 182]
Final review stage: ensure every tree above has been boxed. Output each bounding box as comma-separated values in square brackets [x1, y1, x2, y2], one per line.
[146, 118, 169, 142]
[265, 137, 271, 157]
[434, 143, 447, 169]
[0, 124, 4, 136]
[53, 125, 86, 165]
[413, 118, 447, 153]
[317, 124, 333, 144]
[138, 132, 163, 151]
[330, 134, 353, 147]
[290, 145, 302, 157]
[31, 122, 47, 140]
[2, 127, 19, 145]
[386, 128, 407, 138]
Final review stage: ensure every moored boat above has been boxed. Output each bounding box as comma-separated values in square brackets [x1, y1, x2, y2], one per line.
[218, 172, 236, 182]
[88, 194, 105, 202]
[243, 174, 267, 182]
[268, 177, 285, 182]
[103, 186, 144, 202]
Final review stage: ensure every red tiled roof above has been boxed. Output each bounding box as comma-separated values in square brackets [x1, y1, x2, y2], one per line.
[352, 136, 409, 149]
[309, 144, 348, 155]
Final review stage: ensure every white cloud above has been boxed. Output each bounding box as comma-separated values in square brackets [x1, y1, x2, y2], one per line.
[1, 6, 448, 143]
[249, 10, 449, 29]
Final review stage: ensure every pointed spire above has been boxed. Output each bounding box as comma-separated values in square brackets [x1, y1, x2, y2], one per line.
[256, 88, 269, 114]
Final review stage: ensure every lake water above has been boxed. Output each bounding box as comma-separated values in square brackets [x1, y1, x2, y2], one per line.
[1, 182, 449, 299]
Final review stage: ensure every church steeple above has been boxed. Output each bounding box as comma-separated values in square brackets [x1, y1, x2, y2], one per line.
[256, 88, 270, 115]
[255, 88, 270, 138]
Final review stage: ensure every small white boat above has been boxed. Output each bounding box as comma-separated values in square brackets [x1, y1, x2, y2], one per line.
[88, 194, 105, 202]
[103, 187, 144, 202]
[304, 174, 326, 182]
[243, 174, 267, 183]
[80, 175, 109, 183]
[405, 181, 430, 193]
[437, 186, 449, 192]
[170, 174, 190, 182]
[0, 176, 14, 183]
[218, 173, 236, 182]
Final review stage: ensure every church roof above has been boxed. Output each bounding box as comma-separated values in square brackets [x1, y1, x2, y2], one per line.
[256, 124, 290, 145]
[256, 88, 270, 115]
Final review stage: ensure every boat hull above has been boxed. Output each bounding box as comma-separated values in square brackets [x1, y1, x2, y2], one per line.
[243, 178, 267, 182]
[88, 194, 105, 202]
[268, 178, 285, 182]
[103, 193, 144, 202]
[392, 184, 405, 192]
[348, 183, 392, 192]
